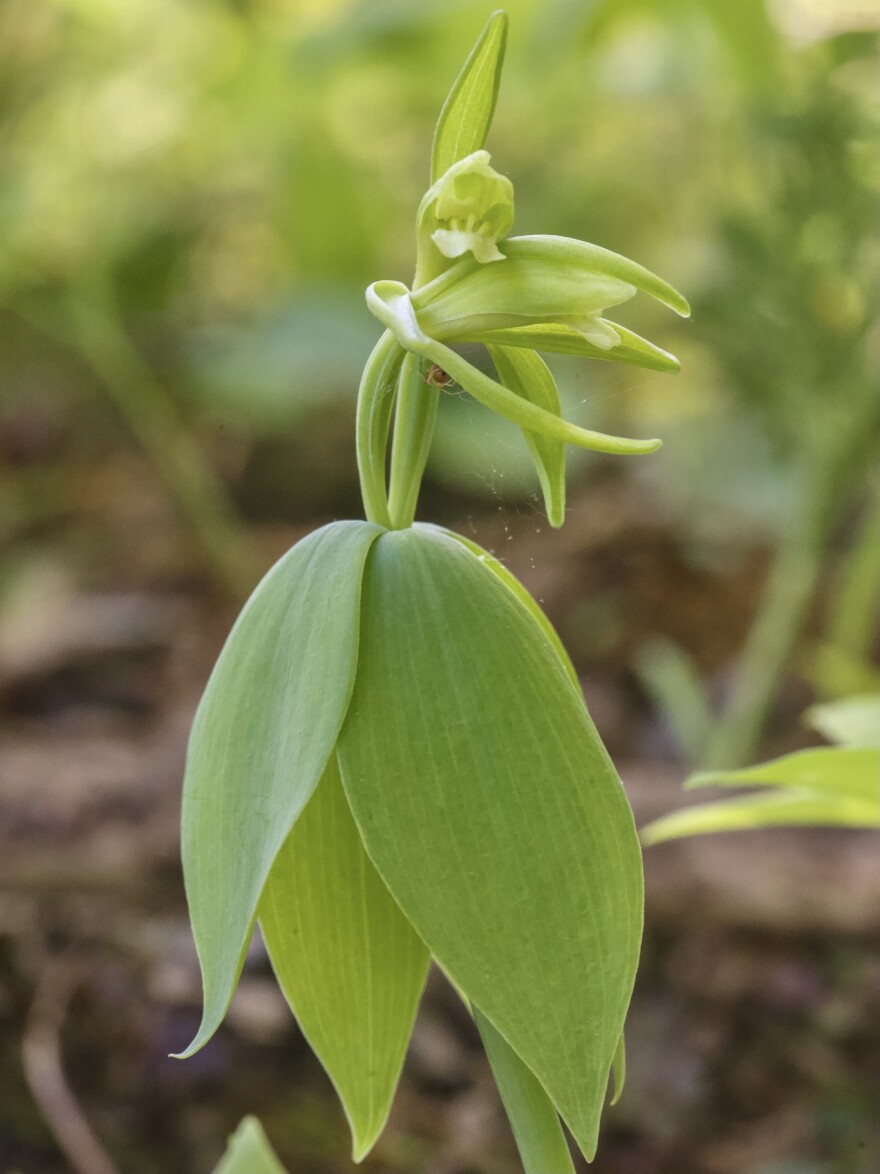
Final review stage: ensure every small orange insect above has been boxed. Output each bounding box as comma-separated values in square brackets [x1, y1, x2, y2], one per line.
[423, 362, 456, 390]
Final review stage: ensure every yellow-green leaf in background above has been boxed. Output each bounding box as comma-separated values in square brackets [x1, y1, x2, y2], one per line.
[212, 1117, 287, 1174]
[178, 521, 383, 1058]
[337, 525, 643, 1160]
[642, 746, 880, 845]
[805, 694, 880, 748]
[258, 755, 429, 1161]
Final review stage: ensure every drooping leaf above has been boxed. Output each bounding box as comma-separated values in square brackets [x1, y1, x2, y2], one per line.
[259, 755, 429, 1161]
[212, 1117, 287, 1174]
[641, 746, 880, 845]
[178, 521, 383, 1058]
[475, 1007, 575, 1174]
[486, 344, 566, 528]
[337, 526, 643, 1160]
[805, 694, 880, 748]
[431, 11, 508, 184]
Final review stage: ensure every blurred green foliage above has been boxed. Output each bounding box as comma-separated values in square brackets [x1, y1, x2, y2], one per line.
[0, 0, 876, 548]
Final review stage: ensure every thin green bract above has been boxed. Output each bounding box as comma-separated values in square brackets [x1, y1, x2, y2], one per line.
[337, 525, 643, 1159]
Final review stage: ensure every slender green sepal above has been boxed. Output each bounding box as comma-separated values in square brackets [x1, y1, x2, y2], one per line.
[387, 352, 440, 530]
[177, 521, 383, 1058]
[337, 526, 643, 1160]
[259, 756, 429, 1161]
[475, 1007, 576, 1174]
[431, 12, 508, 184]
[212, 1117, 287, 1174]
[487, 344, 566, 527]
[356, 331, 403, 529]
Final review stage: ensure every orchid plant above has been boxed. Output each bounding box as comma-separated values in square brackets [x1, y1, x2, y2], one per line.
[179, 13, 689, 1172]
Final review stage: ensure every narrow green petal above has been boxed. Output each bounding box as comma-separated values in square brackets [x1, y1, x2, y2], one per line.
[503, 236, 691, 318]
[177, 521, 383, 1058]
[337, 526, 643, 1160]
[431, 12, 508, 184]
[461, 321, 682, 373]
[486, 344, 566, 526]
[259, 755, 429, 1161]
[213, 1117, 287, 1174]
[422, 336, 662, 456]
[475, 1007, 576, 1174]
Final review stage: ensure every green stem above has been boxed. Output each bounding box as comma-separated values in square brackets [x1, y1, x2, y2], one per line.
[387, 353, 440, 529]
[355, 331, 402, 529]
[475, 1008, 576, 1174]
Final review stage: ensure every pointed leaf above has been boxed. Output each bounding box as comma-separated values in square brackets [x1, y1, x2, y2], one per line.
[475, 1007, 575, 1174]
[259, 755, 429, 1161]
[421, 335, 661, 456]
[431, 12, 508, 183]
[178, 521, 383, 1057]
[486, 345, 566, 528]
[212, 1117, 287, 1174]
[337, 526, 643, 1160]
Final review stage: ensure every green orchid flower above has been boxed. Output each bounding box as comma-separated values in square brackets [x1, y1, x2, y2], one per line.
[416, 149, 515, 278]
[178, 13, 689, 1173]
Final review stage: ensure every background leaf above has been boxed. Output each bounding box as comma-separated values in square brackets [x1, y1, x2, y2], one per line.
[259, 755, 429, 1161]
[178, 521, 382, 1057]
[805, 695, 880, 748]
[642, 746, 880, 845]
[337, 525, 643, 1160]
[212, 1117, 287, 1174]
[431, 11, 508, 183]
